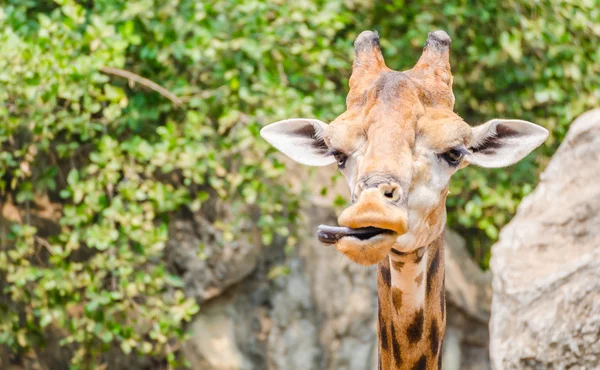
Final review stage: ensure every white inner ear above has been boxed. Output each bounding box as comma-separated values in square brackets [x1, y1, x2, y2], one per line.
[467, 119, 549, 168]
[260, 118, 335, 166]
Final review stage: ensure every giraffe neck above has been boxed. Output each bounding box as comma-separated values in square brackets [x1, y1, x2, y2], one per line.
[377, 231, 446, 370]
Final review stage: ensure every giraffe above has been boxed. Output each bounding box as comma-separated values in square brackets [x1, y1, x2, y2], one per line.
[260, 30, 548, 370]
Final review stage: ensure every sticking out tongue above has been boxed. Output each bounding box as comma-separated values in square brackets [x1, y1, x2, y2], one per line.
[317, 225, 393, 244]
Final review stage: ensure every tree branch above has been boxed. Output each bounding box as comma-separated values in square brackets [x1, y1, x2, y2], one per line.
[99, 66, 183, 107]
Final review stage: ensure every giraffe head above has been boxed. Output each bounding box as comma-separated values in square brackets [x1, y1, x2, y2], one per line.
[261, 30, 547, 265]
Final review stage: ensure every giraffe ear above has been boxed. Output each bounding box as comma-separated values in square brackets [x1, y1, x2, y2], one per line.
[260, 118, 335, 166]
[467, 119, 549, 168]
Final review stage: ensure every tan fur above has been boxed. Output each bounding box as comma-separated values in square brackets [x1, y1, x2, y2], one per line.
[336, 233, 396, 265]
[328, 31, 457, 369]
[324, 31, 470, 265]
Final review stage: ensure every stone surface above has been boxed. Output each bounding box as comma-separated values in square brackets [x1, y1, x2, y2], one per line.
[165, 210, 261, 304]
[184, 295, 249, 370]
[444, 229, 492, 370]
[489, 109, 600, 370]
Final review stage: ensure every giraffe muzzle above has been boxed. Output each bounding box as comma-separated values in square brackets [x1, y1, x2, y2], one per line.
[337, 188, 409, 235]
[315, 186, 408, 249]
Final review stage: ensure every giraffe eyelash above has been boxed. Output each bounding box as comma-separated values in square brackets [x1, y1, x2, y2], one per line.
[439, 146, 467, 166]
[327, 149, 348, 169]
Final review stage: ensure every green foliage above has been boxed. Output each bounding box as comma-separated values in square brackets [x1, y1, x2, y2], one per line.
[0, 0, 598, 367]
[0, 0, 341, 367]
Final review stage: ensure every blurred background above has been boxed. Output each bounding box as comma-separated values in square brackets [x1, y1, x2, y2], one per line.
[0, 1, 598, 369]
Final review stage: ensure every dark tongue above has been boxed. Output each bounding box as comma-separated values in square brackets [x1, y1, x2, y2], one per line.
[317, 225, 390, 244]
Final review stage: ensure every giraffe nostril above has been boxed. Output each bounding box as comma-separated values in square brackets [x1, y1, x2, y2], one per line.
[380, 183, 401, 202]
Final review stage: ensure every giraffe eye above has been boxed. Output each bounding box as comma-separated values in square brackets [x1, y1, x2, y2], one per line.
[441, 148, 465, 166]
[333, 151, 348, 169]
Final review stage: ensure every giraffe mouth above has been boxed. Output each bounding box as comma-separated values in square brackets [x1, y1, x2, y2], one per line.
[316, 225, 395, 245]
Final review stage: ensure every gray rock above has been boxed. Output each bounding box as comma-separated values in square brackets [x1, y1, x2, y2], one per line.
[489, 109, 600, 370]
[166, 210, 261, 303]
[444, 229, 492, 370]
[184, 295, 250, 370]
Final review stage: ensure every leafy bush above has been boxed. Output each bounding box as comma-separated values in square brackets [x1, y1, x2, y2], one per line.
[0, 0, 597, 367]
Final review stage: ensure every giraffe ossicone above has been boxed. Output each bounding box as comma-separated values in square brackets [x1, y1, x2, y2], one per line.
[261, 30, 547, 370]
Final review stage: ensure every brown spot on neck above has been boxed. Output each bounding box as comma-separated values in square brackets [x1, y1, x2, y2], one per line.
[390, 324, 402, 367]
[426, 243, 441, 296]
[406, 308, 425, 343]
[380, 262, 391, 287]
[430, 319, 440, 357]
[391, 259, 405, 271]
[378, 308, 389, 351]
[391, 287, 403, 312]
[414, 246, 427, 264]
[414, 272, 424, 286]
[412, 355, 427, 370]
